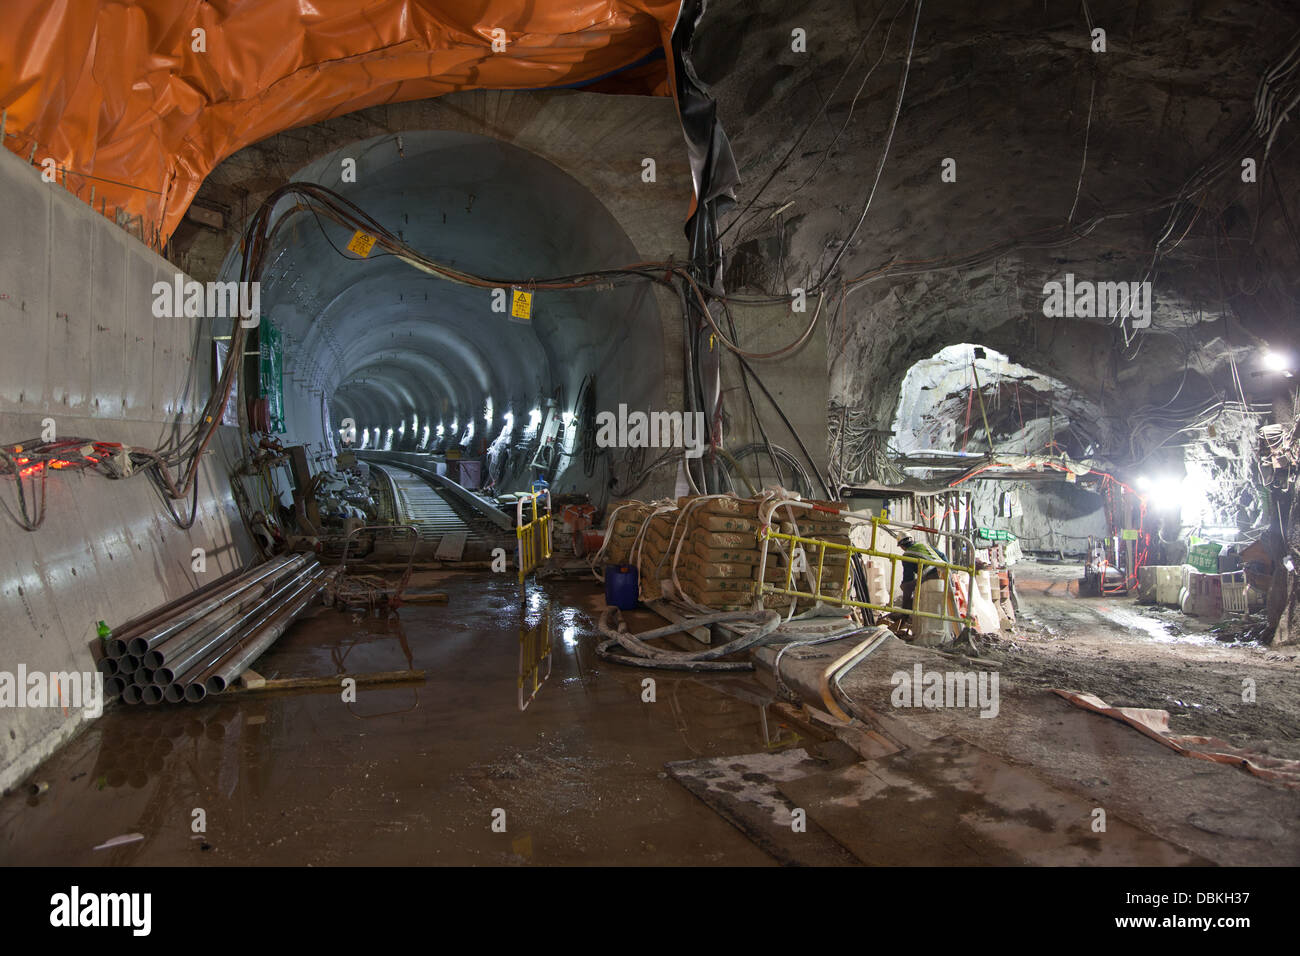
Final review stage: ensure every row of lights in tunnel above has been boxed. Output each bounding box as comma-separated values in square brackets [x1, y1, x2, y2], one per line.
[343, 402, 573, 453]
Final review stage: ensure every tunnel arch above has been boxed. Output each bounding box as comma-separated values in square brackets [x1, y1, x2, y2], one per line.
[891, 343, 1103, 460]
[884, 342, 1112, 554]
[218, 129, 668, 493]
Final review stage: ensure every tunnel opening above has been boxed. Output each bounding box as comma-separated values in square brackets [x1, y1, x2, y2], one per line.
[886, 343, 1108, 556]
[217, 130, 667, 504]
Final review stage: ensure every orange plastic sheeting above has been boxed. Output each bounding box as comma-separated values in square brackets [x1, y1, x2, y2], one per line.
[0, 1, 680, 240]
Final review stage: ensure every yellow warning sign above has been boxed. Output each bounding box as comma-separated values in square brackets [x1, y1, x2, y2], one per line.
[347, 231, 377, 257]
[511, 289, 533, 321]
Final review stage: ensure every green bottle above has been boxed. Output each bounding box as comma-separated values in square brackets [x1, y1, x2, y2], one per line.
[96, 620, 111, 641]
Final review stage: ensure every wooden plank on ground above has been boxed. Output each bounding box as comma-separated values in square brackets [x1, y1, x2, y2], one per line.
[218, 669, 426, 698]
[435, 532, 468, 561]
[645, 598, 712, 645]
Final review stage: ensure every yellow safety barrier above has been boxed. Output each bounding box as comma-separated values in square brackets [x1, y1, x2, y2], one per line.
[517, 604, 552, 712]
[756, 513, 976, 636]
[515, 489, 553, 583]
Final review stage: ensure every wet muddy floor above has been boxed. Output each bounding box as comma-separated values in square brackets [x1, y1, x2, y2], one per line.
[1, 574, 788, 866]
[5, 559, 1298, 866]
[1003, 561, 1300, 754]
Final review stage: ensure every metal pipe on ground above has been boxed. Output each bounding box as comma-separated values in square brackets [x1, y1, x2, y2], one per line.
[165, 564, 325, 700]
[96, 657, 118, 676]
[122, 685, 143, 704]
[124, 555, 308, 658]
[188, 574, 323, 700]
[104, 676, 126, 697]
[186, 572, 324, 702]
[104, 562, 262, 643]
[110, 560, 286, 661]
[141, 685, 164, 705]
[163, 632, 244, 694]
[144, 583, 279, 669]
[132, 666, 152, 685]
[179, 629, 248, 702]
[104, 555, 298, 655]
[157, 563, 320, 686]
[205, 573, 326, 695]
[120, 653, 140, 673]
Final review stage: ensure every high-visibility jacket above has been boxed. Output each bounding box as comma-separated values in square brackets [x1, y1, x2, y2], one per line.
[902, 541, 942, 582]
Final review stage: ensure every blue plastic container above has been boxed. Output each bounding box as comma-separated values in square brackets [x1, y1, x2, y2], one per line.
[604, 564, 639, 610]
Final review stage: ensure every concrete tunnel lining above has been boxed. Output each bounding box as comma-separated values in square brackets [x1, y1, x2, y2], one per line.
[221, 130, 668, 493]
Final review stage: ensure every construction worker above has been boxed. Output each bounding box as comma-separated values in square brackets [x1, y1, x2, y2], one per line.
[897, 534, 946, 610]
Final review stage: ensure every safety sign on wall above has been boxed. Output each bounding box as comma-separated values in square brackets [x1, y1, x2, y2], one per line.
[347, 231, 377, 257]
[511, 288, 533, 322]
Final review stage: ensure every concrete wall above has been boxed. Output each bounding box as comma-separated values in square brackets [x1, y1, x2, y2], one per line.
[0, 148, 253, 792]
[718, 300, 829, 495]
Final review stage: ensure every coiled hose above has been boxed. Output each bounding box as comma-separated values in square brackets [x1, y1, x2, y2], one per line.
[596, 607, 782, 672]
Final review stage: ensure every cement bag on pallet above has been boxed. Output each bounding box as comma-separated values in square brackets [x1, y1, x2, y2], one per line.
[602, 501, 653, 564]
[678, 494, 761, 516]
[691, 539, 760, 565]
[636, 510, 682, 601]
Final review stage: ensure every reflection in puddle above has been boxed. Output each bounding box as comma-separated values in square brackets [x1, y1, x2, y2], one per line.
[518, 583, 553, 711]
[2, 575, 793, 865]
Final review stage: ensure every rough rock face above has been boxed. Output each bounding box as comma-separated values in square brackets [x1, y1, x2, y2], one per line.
[695, 0, 1299, 450]
[693, 0, 1300, 636]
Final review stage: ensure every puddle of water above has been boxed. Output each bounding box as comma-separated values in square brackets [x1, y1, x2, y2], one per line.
[0, 576, 783, 866]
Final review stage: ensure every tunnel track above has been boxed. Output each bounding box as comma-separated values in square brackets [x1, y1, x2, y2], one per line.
[370, 463, 492, 546]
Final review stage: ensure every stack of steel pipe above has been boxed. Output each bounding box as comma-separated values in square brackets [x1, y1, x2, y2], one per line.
[97, 554, 328, 704]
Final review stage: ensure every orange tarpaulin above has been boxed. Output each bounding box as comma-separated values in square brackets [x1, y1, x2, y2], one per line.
[0, 1, 680, 240]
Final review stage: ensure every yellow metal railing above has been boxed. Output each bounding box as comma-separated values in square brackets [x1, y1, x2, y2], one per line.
[516, 489, 553, 582]
[517, 603, 552, 711]
[756, 512, 976, 635]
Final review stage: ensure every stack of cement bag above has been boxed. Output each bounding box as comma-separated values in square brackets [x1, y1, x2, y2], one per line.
[674, 496, 763, 610]
[601, 493, 873, 613]
[634, 504, 685, 602]
[600, 501, 656, 564]
[764, 500, 854, 612]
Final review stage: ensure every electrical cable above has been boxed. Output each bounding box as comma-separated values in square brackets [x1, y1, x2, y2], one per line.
[813, 0, 923, 292]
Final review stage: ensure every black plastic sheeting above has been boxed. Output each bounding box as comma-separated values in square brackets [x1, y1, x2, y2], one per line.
[671, 0, 740, 250]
